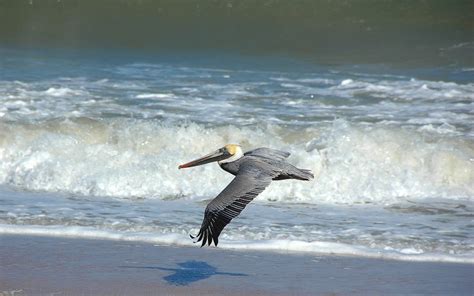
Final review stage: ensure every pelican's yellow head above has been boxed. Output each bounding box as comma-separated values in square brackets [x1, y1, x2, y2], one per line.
[224, 144, 241, 155]
[220, 144, 244, 164]
[178, 144, 244, 169]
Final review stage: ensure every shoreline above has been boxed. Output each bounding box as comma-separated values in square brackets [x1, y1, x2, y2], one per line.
[1, 234, 473, 295]
[1, 224, 472, 264]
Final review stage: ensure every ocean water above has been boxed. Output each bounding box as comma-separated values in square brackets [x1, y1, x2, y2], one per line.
[1, 0, 473, 263]
[1, 48, 472, 263]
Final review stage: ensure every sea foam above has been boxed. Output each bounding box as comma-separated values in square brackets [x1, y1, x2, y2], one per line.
[0, 119, 472, 205]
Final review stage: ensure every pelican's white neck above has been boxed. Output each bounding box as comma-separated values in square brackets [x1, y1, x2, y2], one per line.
[219, 146, 244, 164]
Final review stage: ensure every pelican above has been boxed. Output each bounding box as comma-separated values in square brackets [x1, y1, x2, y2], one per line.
[178, 144, 313, 247]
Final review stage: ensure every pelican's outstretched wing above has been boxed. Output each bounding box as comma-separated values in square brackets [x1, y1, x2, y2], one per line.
[191, 162, 276, 247]
[244, 147, 290, 161]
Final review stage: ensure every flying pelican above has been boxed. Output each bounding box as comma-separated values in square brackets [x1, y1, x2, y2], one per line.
[178, 144, 313, 247]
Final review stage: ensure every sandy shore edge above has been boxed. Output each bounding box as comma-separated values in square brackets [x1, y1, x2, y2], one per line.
[1, 234, 473, 295]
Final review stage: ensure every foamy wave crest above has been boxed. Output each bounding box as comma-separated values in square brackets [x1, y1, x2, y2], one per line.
[0, 119, 472, 204]
[331, 78, 474, 101]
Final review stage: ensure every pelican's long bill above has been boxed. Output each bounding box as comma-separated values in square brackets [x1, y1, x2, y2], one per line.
[178, 149, 228, 169]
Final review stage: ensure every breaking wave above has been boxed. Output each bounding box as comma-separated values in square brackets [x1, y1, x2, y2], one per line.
[0, 119, 472, 205]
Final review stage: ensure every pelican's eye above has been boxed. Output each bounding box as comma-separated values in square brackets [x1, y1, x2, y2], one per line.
[219, 147, 230, 155]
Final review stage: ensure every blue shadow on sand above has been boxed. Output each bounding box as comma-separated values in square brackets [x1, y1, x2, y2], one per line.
[121, 260, 247, 286]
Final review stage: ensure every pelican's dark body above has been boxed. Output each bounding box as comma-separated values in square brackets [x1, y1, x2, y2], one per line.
[220, 148, 313, 181]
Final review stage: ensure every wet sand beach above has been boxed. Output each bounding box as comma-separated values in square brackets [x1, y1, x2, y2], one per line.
[1, 234, 473, 295]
